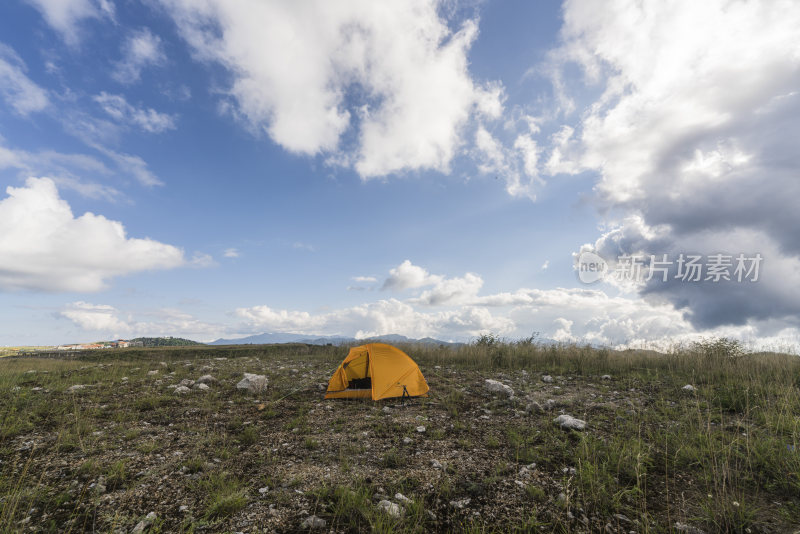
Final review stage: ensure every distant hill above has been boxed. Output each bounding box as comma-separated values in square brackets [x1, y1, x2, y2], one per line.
[210, 332, 461, 347]
[129, 337, 203, 347]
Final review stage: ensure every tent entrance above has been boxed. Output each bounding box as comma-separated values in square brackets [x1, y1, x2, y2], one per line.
[347, 376, 372, 390]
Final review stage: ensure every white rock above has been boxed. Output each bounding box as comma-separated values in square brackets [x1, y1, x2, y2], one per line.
[67, 384, 86, 393]
[178, 505, 189, 513]
[258, 486, 269, 494]
[554, 414, 587, 431]
[430, 459, 443, 469]
[416, 426, 426, 433]
[526, 401, 544, 413]
[174, 386, 191, 395]
[449, 498, 471, 509]
[301, 515, 327, 529]
[402, 437, 413, 445]
[196, 374, 217, 385]
[682, 384, 696, 392]
[236, 373, 269, 393]
[394, 492, 412, 504]
[674, 522, 705, 534]
[147, 370, 159, 376]
[131, 512, 157, 534]
[377, 500, 402, 517]
[601, 374, 611, 380]
[178, 378, 195, 388]
[542, 375, 554, 383]
[382, 406, 393, 414]
[484, 379, 514, 397]
[192, 383, 210, 391]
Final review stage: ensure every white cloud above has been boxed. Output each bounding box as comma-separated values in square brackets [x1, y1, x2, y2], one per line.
[60, 112, 164, 187]
[474, 125, 542, 199]
[60, 302, 225, 341]
[534, 0, 800, 330]
[0, 44, 49, 115]
[94, 92, 177, 133]
[0, 139, 120, 201]
[223, 248, 239, 258]
[60, 301, 129, 332]
[412, 272, 483, 306]
[541, 260, 549, 270]
[232, 280, 709, 346]
[23, 0, 113, 45]
[92, 145, 163, 187]
[292, 242, 315, 252]
[348, 276, 377, 292]
[236, 299, 514, 340]
[382, 260, 442, 291]
[0, 177, 184, 292]
[113, 28, 166, 84]
[159, 0, 502, 177]
[189, 252, 215, 268]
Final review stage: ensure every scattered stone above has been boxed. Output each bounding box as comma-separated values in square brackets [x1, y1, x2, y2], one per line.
[526, 401, 545, 413]
[416, 425, 426, 433]
[394, 492, 412, 504]
[66, 384, 86, 393]
[542, 375, 554, 383]
[236, 373, 269, 393]
[484, 379, 514, 397]
[377, 500, 402, 517]
[178, 505, 189, 513]
[300, 515, 327, 529]
[174, 386, 191, 395]
[674, 522, 705, 534]
[431, 459, 443, 469]
[192, 383, 210, 391]
[554, 414, 587, 431]
[196, 374, 217, 385]
[178, 379, 195, 388]
[131, 512, 157, 533]
[258, 487, 269, 494]
[147, 370, 159, 376]
[601, 374, 612, 380]
[613, 513, 631, 524]
[450, 498, 471, 509]
[403, 437, 413, 445]
[682, 384, 696, 392]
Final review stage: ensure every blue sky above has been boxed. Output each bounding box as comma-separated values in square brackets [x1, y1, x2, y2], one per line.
[1, 0, 799, 349]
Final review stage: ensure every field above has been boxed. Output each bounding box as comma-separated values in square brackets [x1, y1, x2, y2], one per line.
[1, 340, 799, 533]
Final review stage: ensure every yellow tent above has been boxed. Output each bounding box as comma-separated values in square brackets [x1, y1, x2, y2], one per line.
[324, 343, 429, 400]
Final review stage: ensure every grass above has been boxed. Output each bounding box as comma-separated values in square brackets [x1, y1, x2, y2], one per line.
[0, 338, 798, 532]
[197, 472, 248, 520]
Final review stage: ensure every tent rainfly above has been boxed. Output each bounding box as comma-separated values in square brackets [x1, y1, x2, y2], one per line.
[324, 343, 429, 400]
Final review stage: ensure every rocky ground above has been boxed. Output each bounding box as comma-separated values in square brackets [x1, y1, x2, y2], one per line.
[1, 345, 799, 533]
